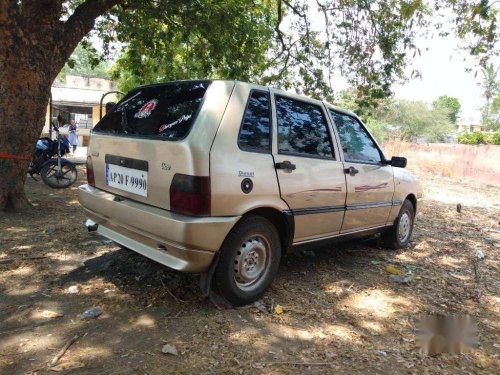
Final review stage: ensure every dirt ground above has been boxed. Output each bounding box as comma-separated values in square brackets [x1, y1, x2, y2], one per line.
[0, 166, 499, 375]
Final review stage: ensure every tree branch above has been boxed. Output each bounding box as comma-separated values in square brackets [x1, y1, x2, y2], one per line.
[281, 0, 310, 45]
[275, 0, 286, 52]
[63, 0, 121, 48]
[55, 0, 121, 70]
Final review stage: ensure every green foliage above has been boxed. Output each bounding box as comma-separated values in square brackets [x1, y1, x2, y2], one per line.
[364, 117, 391, 143]
[480, 64, 500, 130]
[384, 100, 454, 142]
[445, 0, 498, 67]
[335, 88, 456, 142]
[433, 95, 461, 124]
[83, 0, 499, 108]
[458, 131, 500, 145]
[458, 132, 487, 145]
[58, 43, 110, 82]
[487, 94, 500, 131]
[107, 0, 275, 92]
[490, 131, 500, 145]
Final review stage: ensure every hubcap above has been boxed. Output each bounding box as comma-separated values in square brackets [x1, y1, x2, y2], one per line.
[233, 235, 270, 291]
[398, 211, 412, 243]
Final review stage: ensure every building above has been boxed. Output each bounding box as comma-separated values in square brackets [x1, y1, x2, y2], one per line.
[43, 74, 121, 145]
[456, 123, 486, 133]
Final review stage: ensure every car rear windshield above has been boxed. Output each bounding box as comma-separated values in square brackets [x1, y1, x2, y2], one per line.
[93, 81, 211, 140]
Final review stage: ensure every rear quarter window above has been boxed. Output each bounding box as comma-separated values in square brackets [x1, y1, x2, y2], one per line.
[238, 91, 271, 152]
[93, 81, 211, 140]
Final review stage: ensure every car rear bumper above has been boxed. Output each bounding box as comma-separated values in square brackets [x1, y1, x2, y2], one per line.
[78, 184, 240, 273]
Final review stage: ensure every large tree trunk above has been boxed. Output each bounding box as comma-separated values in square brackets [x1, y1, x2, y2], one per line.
[0, 65, 51, 210]
[0, 0, 120, 211]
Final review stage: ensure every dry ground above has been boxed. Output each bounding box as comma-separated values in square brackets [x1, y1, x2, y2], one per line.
[0, 166, 499, 374]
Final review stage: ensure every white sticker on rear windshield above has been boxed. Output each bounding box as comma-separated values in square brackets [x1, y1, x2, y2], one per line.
[158, 114, 192, 134]
[134, 99, 158, 119]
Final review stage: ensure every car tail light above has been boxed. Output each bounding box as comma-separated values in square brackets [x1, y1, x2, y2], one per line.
[170, 174, 210, 216]
[86, 155, 95, 186]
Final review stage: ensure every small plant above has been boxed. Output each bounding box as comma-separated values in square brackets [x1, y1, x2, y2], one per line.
[490, 131, 500, 145]
[458, 131, 500, 145]
[458, 132, 487, 145]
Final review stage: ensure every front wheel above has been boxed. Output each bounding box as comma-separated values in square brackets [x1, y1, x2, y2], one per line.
[211, 216, 281, 306]
[382, 199, 415, 249]
[40, 160, 78, 188]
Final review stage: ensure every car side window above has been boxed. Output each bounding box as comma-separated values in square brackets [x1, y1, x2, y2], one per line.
[238, 91, 271, 152]
[276, 96, 334, 159]
[330, 111, 382, 164]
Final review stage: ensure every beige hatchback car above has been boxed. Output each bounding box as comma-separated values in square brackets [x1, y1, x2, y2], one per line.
[79, 80, 421, 306]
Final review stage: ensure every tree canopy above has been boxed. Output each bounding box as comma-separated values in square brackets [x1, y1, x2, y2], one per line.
[96, 0, 499, 107]
[58, 43, 111, 81]
[433, 95, 461, 124]
[480, 63, 500, 129]
[108, 0, 276, 92]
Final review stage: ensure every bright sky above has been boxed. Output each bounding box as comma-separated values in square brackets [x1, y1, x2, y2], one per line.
[393, 34, 496, 125]
[291, 7, 498, 125]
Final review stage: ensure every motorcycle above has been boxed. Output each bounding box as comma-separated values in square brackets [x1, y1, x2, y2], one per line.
[28, 122, 78, 188]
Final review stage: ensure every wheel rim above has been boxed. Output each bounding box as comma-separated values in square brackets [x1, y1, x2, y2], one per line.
[398, 211, 412, 243]
[233, 235, 271, 292]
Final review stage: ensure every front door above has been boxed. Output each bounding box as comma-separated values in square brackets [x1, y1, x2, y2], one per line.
[328, 110, 395, 232]
[271, 93, 347, 243]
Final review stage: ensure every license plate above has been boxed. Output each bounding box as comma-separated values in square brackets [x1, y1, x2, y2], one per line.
[106, 163, 148, 197]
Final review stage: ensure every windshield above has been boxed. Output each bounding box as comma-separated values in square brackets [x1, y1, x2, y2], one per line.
[93, 81, 211, 140]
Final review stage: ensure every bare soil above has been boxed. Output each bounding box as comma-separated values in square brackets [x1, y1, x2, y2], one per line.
[0, 167, 499, 374]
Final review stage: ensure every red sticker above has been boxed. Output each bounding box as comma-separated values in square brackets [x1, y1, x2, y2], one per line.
[135, 99, 158, 119]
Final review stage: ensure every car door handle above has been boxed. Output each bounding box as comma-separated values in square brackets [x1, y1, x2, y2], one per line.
[344, 166, 359, 176]
[275, 161, 296, 171]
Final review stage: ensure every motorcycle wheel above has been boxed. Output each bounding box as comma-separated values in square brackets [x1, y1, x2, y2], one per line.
[40, 160, 78, 188]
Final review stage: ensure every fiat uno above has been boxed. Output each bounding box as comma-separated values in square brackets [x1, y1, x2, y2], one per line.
[79, 80, 421, 306]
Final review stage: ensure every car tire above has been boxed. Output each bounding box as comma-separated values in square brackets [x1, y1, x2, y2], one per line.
[382, 199, 415, 250]
[211, 216, 281, 306]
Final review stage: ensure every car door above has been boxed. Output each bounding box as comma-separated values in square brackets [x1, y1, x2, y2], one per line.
[328, 109, 395, 232]
[271, 92, 347, 243]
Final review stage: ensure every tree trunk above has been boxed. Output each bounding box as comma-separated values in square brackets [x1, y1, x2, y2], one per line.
[0, 3, 55, 210]
[0, 0, 121, 211]
[0, 65, 51, 210]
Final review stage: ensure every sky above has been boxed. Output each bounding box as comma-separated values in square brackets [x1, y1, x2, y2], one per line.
[392, 34, 496, 125]
[299, 5, 498, 126]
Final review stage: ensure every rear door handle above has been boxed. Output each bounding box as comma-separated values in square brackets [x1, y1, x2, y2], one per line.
[344, 166, 359, 176]
[275, 160, 296, 171]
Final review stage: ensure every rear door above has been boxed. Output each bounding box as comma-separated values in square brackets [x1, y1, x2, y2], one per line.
[271, 92, 347, 243]
[328, 110, 395, 232]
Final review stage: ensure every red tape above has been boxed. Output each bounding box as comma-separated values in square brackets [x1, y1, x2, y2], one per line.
[0, 152, 32, 161]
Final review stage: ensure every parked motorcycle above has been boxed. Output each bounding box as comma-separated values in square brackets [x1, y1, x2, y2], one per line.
[28, 122, 78, 188]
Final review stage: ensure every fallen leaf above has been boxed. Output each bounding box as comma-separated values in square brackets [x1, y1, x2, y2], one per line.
[386, 265, 402, 275]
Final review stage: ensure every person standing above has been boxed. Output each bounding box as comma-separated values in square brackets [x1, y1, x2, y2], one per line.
[68, 120, 79, 154]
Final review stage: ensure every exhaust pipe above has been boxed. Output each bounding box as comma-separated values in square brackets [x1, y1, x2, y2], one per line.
[85, 219, 98, 232]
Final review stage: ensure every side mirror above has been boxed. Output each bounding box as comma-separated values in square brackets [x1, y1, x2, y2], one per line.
[390, 156, 407, 168]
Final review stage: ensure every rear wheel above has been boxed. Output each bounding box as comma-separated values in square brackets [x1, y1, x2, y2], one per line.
[41, 160, 78, 188]
[382, 199, 415, 249]
[212, 216, 281, 306]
